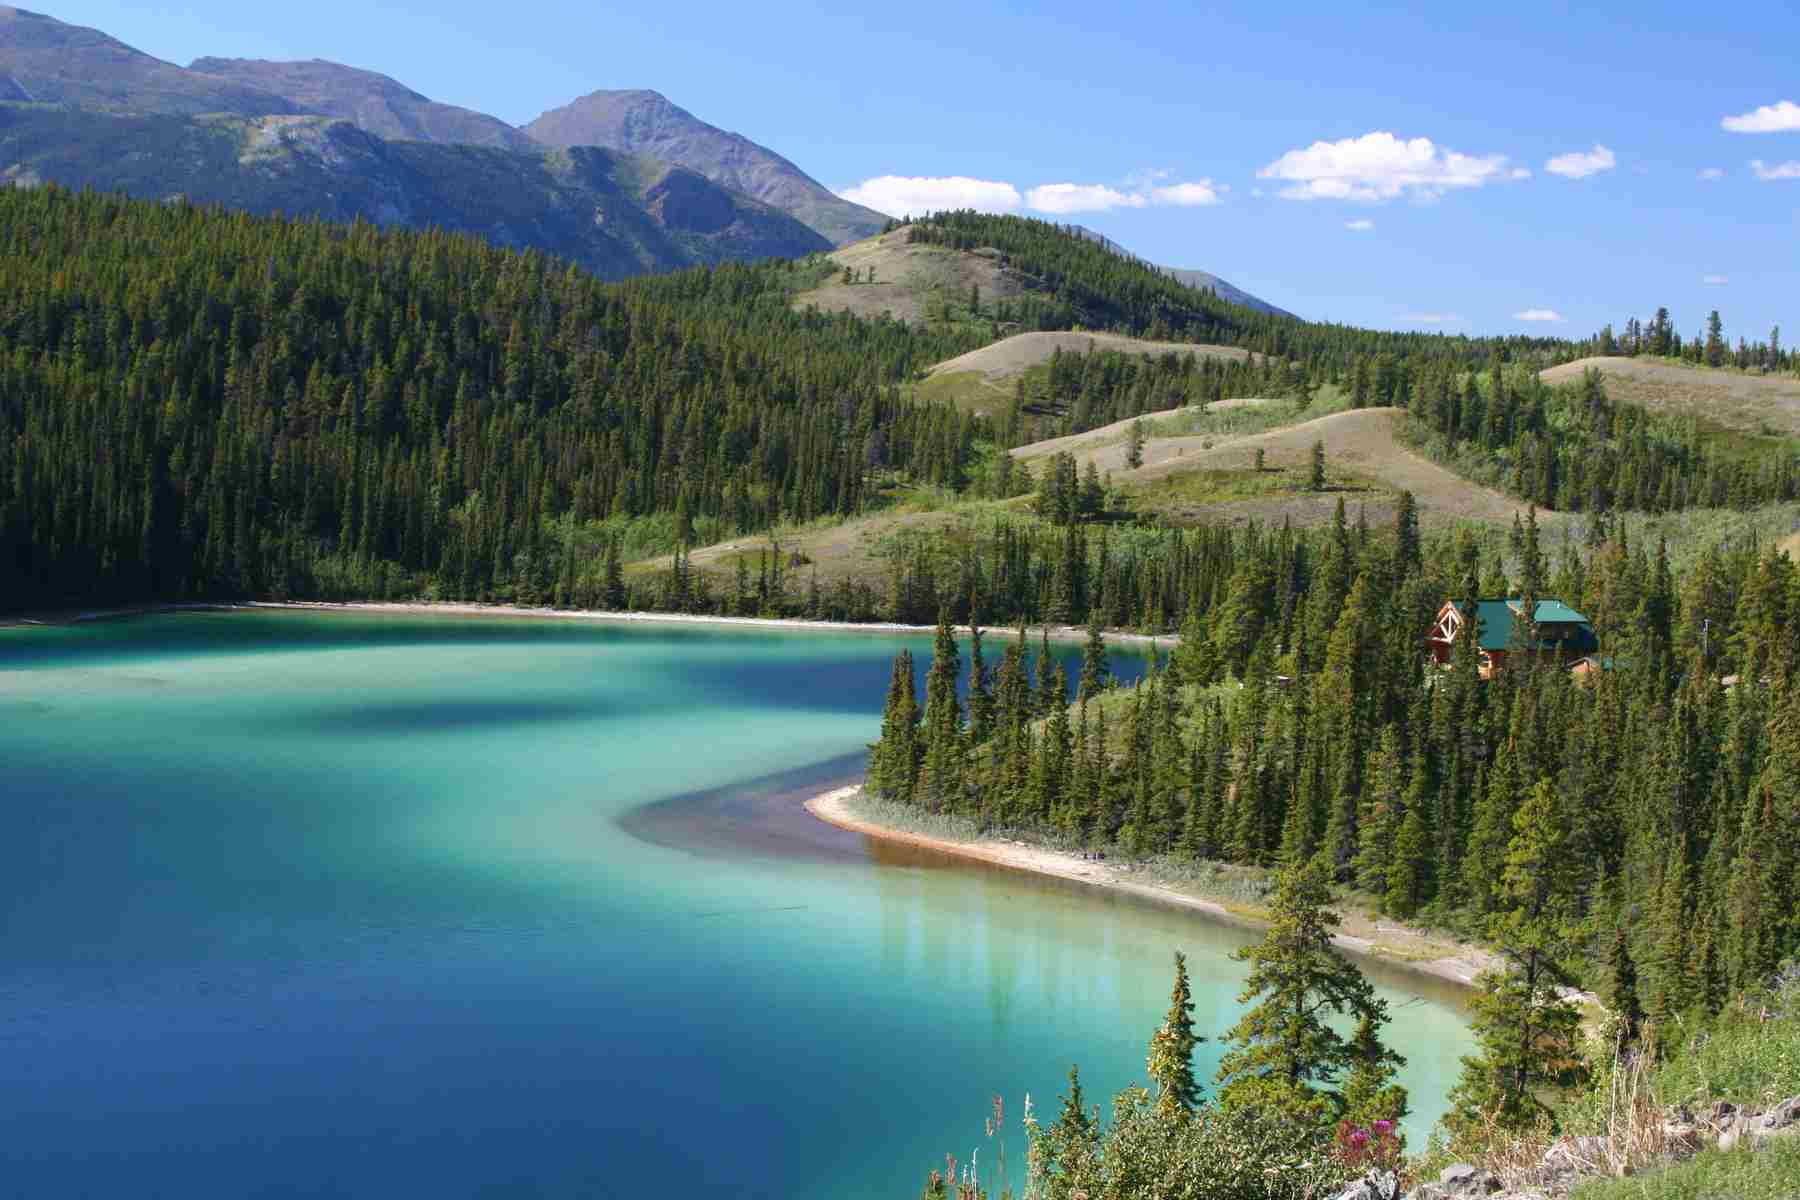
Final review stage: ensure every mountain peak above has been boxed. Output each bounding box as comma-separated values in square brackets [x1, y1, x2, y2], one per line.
[525, 89, 884, 246]
[0, 5, 290, 115]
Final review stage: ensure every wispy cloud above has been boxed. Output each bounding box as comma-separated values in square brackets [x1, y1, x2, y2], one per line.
[1750, 159, 1800, 181]
[1344, 219, 1375, 231]
[1722, 100, 1800, 133]
[1698, 167, 1725, 181]
[1402, 312, 1463, 324]
[838, 176, 1021, 216]
[1704, 275, 1729, 285]
[1514, 309, 1566, 323]
[1258, 131, 1521, 202]
[841, 171, 1224, 217]
[1545, 145, 1616, 179]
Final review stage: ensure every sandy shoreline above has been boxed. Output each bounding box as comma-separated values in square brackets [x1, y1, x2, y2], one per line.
[806, 786, 1499, 992]
[2, 599, 1178, 647]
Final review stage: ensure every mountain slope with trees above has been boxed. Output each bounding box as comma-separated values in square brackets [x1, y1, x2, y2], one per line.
[0, 105, 828, 276]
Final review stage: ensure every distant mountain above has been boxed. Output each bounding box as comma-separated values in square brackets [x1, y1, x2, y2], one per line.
[1067, 224, 1296, 320]
[0, 106, 829, 278]
[0, 9, 830, 277]
[0, 5, 289, 115]
[188, 57, 541, 154]
[525, 89, 885, 246]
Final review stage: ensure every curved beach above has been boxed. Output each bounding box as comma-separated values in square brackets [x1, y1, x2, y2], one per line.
[807, 786, 1498, 991]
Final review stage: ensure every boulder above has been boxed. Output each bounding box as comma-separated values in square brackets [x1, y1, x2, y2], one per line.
[1437, 1164, 1503, 1197]
[1328, 1169, 1400, 1200]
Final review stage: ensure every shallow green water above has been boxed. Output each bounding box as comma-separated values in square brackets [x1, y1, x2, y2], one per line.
[0, 611, 1473, 1198]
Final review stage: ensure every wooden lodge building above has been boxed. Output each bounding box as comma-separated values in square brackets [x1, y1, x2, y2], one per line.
[1426, 598, 1600, 678]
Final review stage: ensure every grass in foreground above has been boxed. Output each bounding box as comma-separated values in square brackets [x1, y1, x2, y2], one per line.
[1570, 1138, 1800, 1200]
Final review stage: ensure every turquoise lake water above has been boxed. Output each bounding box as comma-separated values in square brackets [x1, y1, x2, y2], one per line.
[0, 611, 1474, 1198]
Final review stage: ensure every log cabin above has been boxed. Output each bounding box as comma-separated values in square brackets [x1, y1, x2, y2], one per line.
[1426, 598, 1599, 678]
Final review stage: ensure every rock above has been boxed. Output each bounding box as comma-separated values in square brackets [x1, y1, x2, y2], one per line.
[1329, 1169, 1400, 1200]
[1718, 1115, 1746, 1152]
[1758, 1095, 1800, 1132]
[1661, 1120, 1702, 1154]
[1438, 1164, 1502, 1197]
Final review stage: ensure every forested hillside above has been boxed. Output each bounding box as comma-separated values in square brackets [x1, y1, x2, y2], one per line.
[869, 507, 1800, 1146]
[6, 188, 1797, 621]
[0, 187, 976, 611]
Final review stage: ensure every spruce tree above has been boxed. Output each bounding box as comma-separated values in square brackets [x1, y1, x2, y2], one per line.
[1216, 857, 1397, 1129]
[1147, 952, 1204, 1121]
[1078, 618, 1110, 703]
[1446, 778, 1588, 1139]
[919, 608, 966, 813]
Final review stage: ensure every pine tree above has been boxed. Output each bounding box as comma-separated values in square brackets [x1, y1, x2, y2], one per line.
[1446, 778, 1588, 1139]
[1216, 857, 1397, 1130]
[1340, 1011, 1410, 1129]
[1607, 925, 1645, 1048]
[602, 537, 627, 610]
[919, 608, 966, 813]
[1310, 440, 1327, 492]
[1147, 952, 1204, 1121]
[871, 650, 921, 804]
[1078, 618, 1110, 703]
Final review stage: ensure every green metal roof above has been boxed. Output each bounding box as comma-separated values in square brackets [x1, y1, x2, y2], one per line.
[1452, 599, 1598, 653]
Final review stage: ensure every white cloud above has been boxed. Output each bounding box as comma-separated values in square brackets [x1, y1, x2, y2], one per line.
[1545, 145, 1616, 179]
[1698, 167, 1725, 180]
[1150, 180, 1223, 207]
[837, 175, 1022, 216]
[840, 171, 1226, 217]
[1514, 309, 1566, 323]
[1345, 219, 1375, 231]
[1023, 183, 1145, 214]
[1722, 100, 1800, 133]
[1257, 131, 1519, 202]
[1750, 159, 1800, 181]
[1704, 274, 1730, 285]
[1402, 312, 1463, 324]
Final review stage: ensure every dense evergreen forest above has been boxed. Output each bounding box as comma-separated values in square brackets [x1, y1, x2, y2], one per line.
[0, 187, 986, 610]
[4, 189, 1795, 627]
[1399, 361, 1798, 512]
[869, 505, 1800, 1148]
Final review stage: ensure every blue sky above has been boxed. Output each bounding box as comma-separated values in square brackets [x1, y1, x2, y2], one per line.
[51, 0, 1800, 339]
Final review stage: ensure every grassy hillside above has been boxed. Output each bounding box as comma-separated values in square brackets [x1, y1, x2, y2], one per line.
[791, 224, 1041, 327]
[921, 331, 1249, 415]
[1542, 356, 1800, 436]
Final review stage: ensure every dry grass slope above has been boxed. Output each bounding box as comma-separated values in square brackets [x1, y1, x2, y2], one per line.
[1541, 357, 1800, 436]
[790, 225, 1037, 325]
[921, 332, 1248, 416]
[1018, 407, 1550, 530]
[928, 331, 1247, 383]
